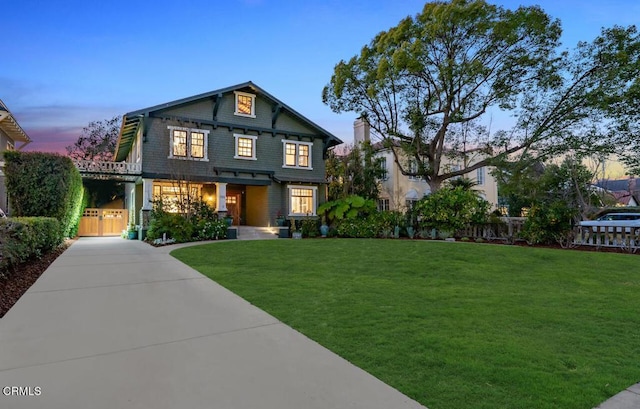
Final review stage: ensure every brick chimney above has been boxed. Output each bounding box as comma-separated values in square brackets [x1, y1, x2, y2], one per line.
[353, 117, 370, 145]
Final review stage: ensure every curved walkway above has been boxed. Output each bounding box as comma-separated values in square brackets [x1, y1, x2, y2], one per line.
[0, 237, 425, 409]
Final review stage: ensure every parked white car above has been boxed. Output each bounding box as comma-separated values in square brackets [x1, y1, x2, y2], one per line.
[579, 213, 640, 233]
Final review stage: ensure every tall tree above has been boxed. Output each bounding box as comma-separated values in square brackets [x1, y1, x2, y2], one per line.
[325, 142, 385, 200]
[66, 116, 121, 161]
[323, 0, 640, 192]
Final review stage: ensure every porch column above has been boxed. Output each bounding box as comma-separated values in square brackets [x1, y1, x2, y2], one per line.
[142, 178, 154, 210]
[215, 182, 228, 212]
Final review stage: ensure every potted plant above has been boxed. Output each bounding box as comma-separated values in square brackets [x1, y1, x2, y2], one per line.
[275, 210, 285, 226]
[224, 215, 233, 226]
[320, 216, 329, 237]
[290, 218, 302, 239]
[127, 224, 138, 240]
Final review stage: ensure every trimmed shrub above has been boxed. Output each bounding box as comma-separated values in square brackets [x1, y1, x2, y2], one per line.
[414, 185, 490, 233]
[0, 217, 63, 275]
[3, 151, 84, 238]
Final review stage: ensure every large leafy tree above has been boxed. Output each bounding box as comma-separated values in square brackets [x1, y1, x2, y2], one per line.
[325, 142, 385, 201]
[66, 116, 121, 161]
[323, 0, 640, 191]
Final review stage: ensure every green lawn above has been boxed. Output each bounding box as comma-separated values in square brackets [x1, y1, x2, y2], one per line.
[172, 240, 640, 409]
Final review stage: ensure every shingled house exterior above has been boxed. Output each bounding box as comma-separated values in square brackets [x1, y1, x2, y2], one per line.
[114, 82, 342, 228]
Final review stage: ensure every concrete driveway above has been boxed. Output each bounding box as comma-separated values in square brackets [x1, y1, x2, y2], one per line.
[0, 237, 426, 409]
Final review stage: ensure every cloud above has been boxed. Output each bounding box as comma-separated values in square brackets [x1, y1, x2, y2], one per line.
[21, 126, 83, 154]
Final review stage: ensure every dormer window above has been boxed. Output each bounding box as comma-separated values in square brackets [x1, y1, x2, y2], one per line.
[234, 91, 256, 118]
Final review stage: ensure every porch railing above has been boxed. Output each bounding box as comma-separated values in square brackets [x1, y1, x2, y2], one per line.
[74, 160, 141, 175]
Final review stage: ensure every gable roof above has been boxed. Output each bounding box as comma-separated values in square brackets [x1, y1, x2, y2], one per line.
[0, 99, 32, 148]
[595, 178, 636, 193]
[114, 81, 342, 161]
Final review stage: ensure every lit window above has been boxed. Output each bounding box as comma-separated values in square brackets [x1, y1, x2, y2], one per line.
[234, 91, 256, 118]
[282, 140, 312, 170]
[173, 130, 187, 157]
[191, 132, 205, 159]
[234, 134, 257, 160]
[288, 186, 317, 215]
[6, 141, 14, 151]
[168, 126, 209, 161]
[153, 182, 202, 213]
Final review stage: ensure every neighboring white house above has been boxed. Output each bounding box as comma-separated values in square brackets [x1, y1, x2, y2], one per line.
[0, 99, 32, 214]
[352, 118, 499, 212]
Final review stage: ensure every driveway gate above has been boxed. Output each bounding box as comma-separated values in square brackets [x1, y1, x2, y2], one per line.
[78, 209, 128, 237]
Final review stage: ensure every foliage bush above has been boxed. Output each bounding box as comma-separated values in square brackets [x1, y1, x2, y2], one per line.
[3, 151, 84, 237]
[0, 217, 63, 275]
[147, 199, 227, 243]
[317, 195, 377, 226]
[300, 218, 320, 238]
[414, 185, 490, 233]
[521, 202, 577, 245]
[336, 216, 381, 238]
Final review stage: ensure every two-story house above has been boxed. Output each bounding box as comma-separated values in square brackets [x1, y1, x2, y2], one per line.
[0, 99, 32, 214]
[352, 118, 498, 211]
[114, 82, 342, 227]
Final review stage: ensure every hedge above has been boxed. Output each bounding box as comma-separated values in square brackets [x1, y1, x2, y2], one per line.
[0, 217, 63, 276]
[3, 151, 84, 237]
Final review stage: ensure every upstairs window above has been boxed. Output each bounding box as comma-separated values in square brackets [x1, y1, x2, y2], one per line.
[282, 140, 312, 170]
[172, 130, 187, 157]
[190, 132, 205, 159]
[234, 91, 256, 118]
[234, 134, 257, 160]
[379, 157, 388, 181]
[476, 167, 485, 185]
[168, 126, 209, 161]
[408, 160, 419, 181]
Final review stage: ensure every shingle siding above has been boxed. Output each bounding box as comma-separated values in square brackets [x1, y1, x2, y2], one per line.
[132, 85, 334, 224]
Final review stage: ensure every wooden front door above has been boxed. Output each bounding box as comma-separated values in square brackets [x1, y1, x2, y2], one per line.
[226, 194, 241, 226]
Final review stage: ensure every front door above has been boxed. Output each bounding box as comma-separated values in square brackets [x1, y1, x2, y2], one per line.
[226, 193, 241, 226]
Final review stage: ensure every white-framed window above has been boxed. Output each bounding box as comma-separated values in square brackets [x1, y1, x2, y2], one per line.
[377, 198, 390, 211]
[379, 157, 388, 181]
[451, 164, 461, 180]
[234, 91, 256, 118]
[234, 134, 257, 160]
[282, 140, 313, 170]
[287, 185, 317, 215]
[408, 160, 419, 181]
[153, 182, 202, 213]
[476, 167, 485, 185]
[168, 126, 209, 161]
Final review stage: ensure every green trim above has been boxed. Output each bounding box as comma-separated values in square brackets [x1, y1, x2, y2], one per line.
[152, 113, 323, 141]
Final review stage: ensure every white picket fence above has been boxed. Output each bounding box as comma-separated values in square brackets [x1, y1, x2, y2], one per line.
[574, 225, 640, 251]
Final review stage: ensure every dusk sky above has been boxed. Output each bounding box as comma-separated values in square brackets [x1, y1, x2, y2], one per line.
[3, 0, 639, 154]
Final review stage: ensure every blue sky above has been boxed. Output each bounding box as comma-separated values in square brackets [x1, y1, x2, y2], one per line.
[3, 0, 639, 153]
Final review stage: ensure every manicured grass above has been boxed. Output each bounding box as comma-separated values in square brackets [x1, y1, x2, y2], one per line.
[172, 240, 640, 409]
